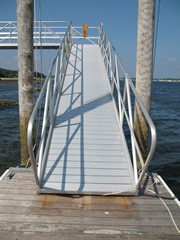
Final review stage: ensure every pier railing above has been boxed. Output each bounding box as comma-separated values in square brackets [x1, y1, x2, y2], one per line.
[0, 21, 99, 49]
[0, 21, 69, 49]
[27, 22, 72, 187]
[98, 23, 156, 189]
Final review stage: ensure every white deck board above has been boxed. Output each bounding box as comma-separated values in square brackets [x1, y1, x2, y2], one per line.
[42, 44, 135, 194]
[47, 155, 127, 163]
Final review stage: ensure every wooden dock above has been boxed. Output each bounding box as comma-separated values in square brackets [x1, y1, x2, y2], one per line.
[0, 168, 180, 239]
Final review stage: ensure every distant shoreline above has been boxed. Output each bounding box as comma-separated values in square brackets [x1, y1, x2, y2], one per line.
[120, 78, 180, 82]
[153, 79, 180, 82]
[0, 78, 45, 82]
[0, 77, 179, 83]
[0, 78, 18, 81]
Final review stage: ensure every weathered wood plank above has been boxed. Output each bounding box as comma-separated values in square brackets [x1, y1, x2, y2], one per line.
[0, 206, 180, 219]
[0, 191, 176, 203]
[0, 198, 179, 211]
[0, 170, 180, 238]
[0, 226, 179, 240]
[0, 212, 179, 227]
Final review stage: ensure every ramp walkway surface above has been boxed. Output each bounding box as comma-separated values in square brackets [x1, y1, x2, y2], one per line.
[42, 44, 135, 194]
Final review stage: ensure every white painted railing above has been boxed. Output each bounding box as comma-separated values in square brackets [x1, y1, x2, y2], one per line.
[98, 23, 156, 189]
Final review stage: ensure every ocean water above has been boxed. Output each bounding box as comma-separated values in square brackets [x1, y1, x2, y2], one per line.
[0, 80, 180, 199]
[0, 82, 20, 172]
[149, 81, 180, 198]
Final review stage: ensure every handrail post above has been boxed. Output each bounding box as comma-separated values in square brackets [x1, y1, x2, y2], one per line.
[98, 22, 102, 46]
[10, 23, 12, 43]
[120, 79, 127, 128]
[39, 21, 41, 45]
[38, 75, 51, 178]
[27, 119, 40, 187]
[114, 54, 121, 122]
[125, 75, 138, 183]
[136, 122, 156, 188]
[49, 75, 53, 126]
[54, 55, 59, 93]
[59, 46, 63, 93]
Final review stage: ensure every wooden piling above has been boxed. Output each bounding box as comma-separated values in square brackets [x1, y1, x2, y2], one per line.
[134, 0, 155, 167]
[17, 0, 34, 166]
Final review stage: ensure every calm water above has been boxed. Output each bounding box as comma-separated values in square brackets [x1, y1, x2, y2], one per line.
[149, 81, 180, 199]
[0, 81, 180, 199]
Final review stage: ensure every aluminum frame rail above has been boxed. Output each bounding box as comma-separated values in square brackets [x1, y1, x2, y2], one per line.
[0, 21, 70, 49]
[98, 23, 156, 189]
[27, 22, 72, 188]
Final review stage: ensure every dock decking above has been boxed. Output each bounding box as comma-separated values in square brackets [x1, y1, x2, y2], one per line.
[0, 168, 180, 239]
[41, 44, 135, 195]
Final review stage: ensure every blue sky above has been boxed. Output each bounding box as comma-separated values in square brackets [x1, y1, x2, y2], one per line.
[0, 0, 179, 78]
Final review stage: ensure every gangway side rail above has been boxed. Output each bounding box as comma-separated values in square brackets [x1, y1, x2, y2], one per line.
[98, 23, 156, 190]
[27, 22, 72, 189]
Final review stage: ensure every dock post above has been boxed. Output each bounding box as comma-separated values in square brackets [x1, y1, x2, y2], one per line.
[17, 0, 34, 166]
[134, 0, 155, 168]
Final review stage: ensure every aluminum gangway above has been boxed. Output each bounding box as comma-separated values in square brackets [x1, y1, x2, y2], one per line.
[28, 22, 156, 195]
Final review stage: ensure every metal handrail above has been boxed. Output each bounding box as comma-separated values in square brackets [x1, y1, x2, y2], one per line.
[0, 21, 100, 47]
[98, 23, 156, 189]
[27, 22, 72, 188]
[0, 21, 69, 46]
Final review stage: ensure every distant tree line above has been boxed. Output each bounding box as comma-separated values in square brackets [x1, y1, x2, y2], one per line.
[0, 67, 46, 79]
[0, 67, 18, 78]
